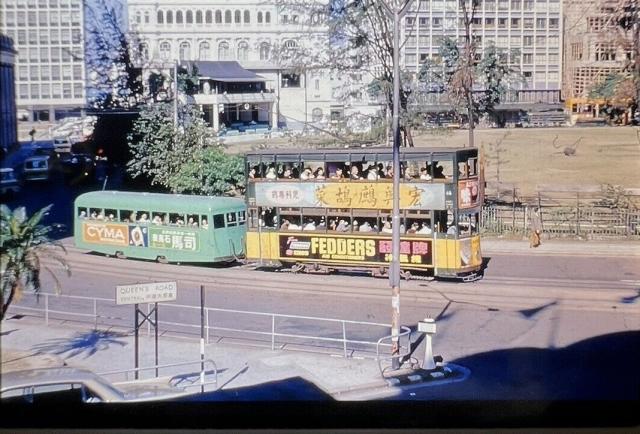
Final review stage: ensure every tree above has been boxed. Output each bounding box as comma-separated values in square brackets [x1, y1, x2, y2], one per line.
[127, 103, 244, 195]
[1, 205, 70, 320]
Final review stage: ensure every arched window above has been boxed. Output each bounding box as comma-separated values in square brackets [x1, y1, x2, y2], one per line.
[206, 10, 212, 23]
[234, 10, 241, 23]
[259, 42, 270, 60]
[265, 12, 271, 24]
[196, 10, 202, 24]
[160, 41, 171, 60]
[257, 11, 263, 24]
[144, 11, 150, 23]
[179, 41, 191, 60]
[312, 108, 323, 122]
[135, 11, 141, 24]
[225, 10, 231, 23]
[244, 10, 250, 23]
[237, 41, 249, 61]
[157, 10, 164, 24]
[166, 10, 173, 24]
[186, 10, 193, 23]
[176, 10, 183, 24]
[218, 41, 230, 60]
[199, 41, 211, 60]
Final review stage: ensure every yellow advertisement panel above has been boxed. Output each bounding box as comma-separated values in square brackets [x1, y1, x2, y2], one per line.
[82, 222, 129, 246]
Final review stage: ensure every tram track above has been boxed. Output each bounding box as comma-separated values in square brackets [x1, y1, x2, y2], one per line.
[39, 247, 640, 314]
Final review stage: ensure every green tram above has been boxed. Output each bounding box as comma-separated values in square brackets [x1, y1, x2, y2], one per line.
[74, 191, 246, 263]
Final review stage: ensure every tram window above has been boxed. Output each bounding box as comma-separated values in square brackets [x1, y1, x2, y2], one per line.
[200, 215, 209, 229]
[468, 158, 477, 176]
[89, 208, 104, 220]
[432, 160, 453, 179]
[77, 207, 88, 219]
[352, 216, 377, 233]
[120, 209, 134, 222]
[248, 163, 260, 180]
[301, 208, 325, 231]
[226, 212, 237, 227]
[169, 213, 186, 226]
[458, 212, 479, 236]
[258, 207, 277, 228]
[458, 161, 469, 179]
[187, 214, 200, 227]
[104, 209, 117, 221]
[248, 208, 259, 228]
[136, 211, 150, 223]
[327, 162, 347, 179]
[433, 210, 449, 233]
[280, 208, 302, 230]
[238, 210, 247, 224]
[213, 214, 225, 229]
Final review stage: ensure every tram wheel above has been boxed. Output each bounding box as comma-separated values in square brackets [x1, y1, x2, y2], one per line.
[157, 256, 168, 264]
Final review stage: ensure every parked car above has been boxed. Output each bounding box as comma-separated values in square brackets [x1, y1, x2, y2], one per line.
[22, 155, 52, 181]
[0, 367, 194, 403]
[53, 137, 72, 153]
[58, 152, 95, 183]
[0, 167, 20, 196]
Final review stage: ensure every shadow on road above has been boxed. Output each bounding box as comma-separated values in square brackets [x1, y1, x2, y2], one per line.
[393, 330, 640, 400]
[31, 330, 128, 360]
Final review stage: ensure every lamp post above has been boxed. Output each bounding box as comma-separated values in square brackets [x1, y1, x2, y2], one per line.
[381, 0, 413, 370]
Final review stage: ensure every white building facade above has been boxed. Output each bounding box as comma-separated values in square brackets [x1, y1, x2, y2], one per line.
[401, 0, 563, 104]
[0, 0, 86, 121]
[128, 0, 374, 132]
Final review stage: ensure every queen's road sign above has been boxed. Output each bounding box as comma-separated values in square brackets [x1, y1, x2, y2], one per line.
[116, 281, 177, 305]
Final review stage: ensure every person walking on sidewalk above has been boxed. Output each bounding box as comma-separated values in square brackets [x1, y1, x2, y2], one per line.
[529, 207, 543, 248]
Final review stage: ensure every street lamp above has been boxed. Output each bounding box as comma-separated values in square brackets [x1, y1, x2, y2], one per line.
[380, 0, 413, 370]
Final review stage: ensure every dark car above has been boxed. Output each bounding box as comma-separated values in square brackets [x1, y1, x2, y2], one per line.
[58, 153, 96, 184]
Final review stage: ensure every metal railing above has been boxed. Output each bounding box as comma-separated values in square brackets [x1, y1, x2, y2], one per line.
[9, 292, 400, 360]
[99, 359, 218, 393]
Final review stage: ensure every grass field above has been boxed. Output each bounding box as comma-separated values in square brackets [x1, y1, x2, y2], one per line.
[230, 126, 640, 200]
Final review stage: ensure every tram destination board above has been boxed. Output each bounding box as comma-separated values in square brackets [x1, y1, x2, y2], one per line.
[115, 281, 178, 305]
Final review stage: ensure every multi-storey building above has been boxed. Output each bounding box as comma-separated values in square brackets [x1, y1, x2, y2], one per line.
[128, 0, 376, 132]
[0, 0, 86, 122]
[562, 0, 634, 100]
[1, 34, 18, 151]
[401, 0, 563, 122]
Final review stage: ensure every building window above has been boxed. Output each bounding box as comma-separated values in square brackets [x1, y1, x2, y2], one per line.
[206, 10, 212, 23]
[160, 41, 171, 60]
[549, 18, 558, 29]
[511, 18, 520, 28]
[283, 39, 298, 49]
[312, 108, 323, 122]
[258, 11, 263, 23]
[215, 10, 222, 23]
[237, 41, 248, 61]
[136, 11, 141, 23]
[196, 10, 202, 23]
[218, 41, 230, 60]
[144, 11, 149, 23]
[139, 43, 149, 60]
[265, 12, 271, 23]
[281, 72, 300, 88]
[73, 64, 82, 79]
[523, 53, 533, 64]
[166, 10, 173, 24]
[199, 41, 211, 60]
[225, 10, 231, 23]
[536, 18, 546, 29]
[179, 42, 191, 60]
[176, 10, 183, 24]
[234, 10, 241, 23]
[244, 10, 250, 23]
[595, 44, 616, 61]
[259, 42, 270, 60]
[186, 10, 193, 23]
[315, 78, 320, 91]
[523, 36, 533, 46]
[157, 10, 164, 24]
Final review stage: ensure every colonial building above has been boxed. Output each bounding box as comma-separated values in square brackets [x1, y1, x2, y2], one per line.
[0, 0, 86, 121]
[128, 0, 377, 133]
[1, 34, 18, 151]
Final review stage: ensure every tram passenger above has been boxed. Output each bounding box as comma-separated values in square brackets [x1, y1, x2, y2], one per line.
[280, 219, 290, 230]
[266, 167, 277, 179]
[152, 215, 162, 225]
[300, 167, 314, 180]
[336, 219, 349, 232]
[447, 224, 457, 235]
[407, 222, 419, 234]
[79, 210, 87, 219]
[349, 166, 362, 180]
[330, 167, 344, 179]
[303, 219, 317, 230]
[281, 168, 293, 179]
[317, 217, 326, 229]
[381, 221, 393, 233]
[249, 167, 257, 179]
[359, 221, 373, 232]
[417, 222, 432, 235]
[314, 167, 326, 180]
[420, 167, 432, 180]
[366, 164, 379, 180]
[352, 219, 359, 232]
[107, 213, 115, 221]
[138, 213, 149, 223]
[434, 164, 446, 179]
[202, 219, 209, 229]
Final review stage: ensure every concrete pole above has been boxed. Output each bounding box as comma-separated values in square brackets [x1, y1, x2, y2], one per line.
[390, 5, 402, 370]
[173, 61, 179, 127]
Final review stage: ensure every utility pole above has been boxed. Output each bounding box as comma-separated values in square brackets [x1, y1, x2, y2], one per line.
[173, 61, 179, 127]
[381, 0, 412, 370]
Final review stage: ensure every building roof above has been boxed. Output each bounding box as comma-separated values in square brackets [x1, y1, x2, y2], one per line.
[187, 61, 265, 83]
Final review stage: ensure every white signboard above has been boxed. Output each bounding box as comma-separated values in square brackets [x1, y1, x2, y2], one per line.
[116, 281, 177, 305]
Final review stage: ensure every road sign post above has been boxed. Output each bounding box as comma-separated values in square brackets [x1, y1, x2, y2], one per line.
[116, 282, 177, 379]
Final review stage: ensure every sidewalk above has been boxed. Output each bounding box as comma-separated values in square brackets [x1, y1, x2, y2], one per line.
[482, 236, 640, 257]
[0, 316, 394, 400]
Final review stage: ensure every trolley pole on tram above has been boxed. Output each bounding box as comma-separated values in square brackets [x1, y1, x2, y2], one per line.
[382, 0, 412, 370]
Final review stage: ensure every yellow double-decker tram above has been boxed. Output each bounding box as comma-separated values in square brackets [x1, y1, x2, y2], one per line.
[244, 147, 483, 281]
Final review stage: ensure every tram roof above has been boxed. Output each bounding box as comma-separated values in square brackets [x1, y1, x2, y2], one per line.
[245, 146, 475, 158]
[75, 191, 245, 212]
